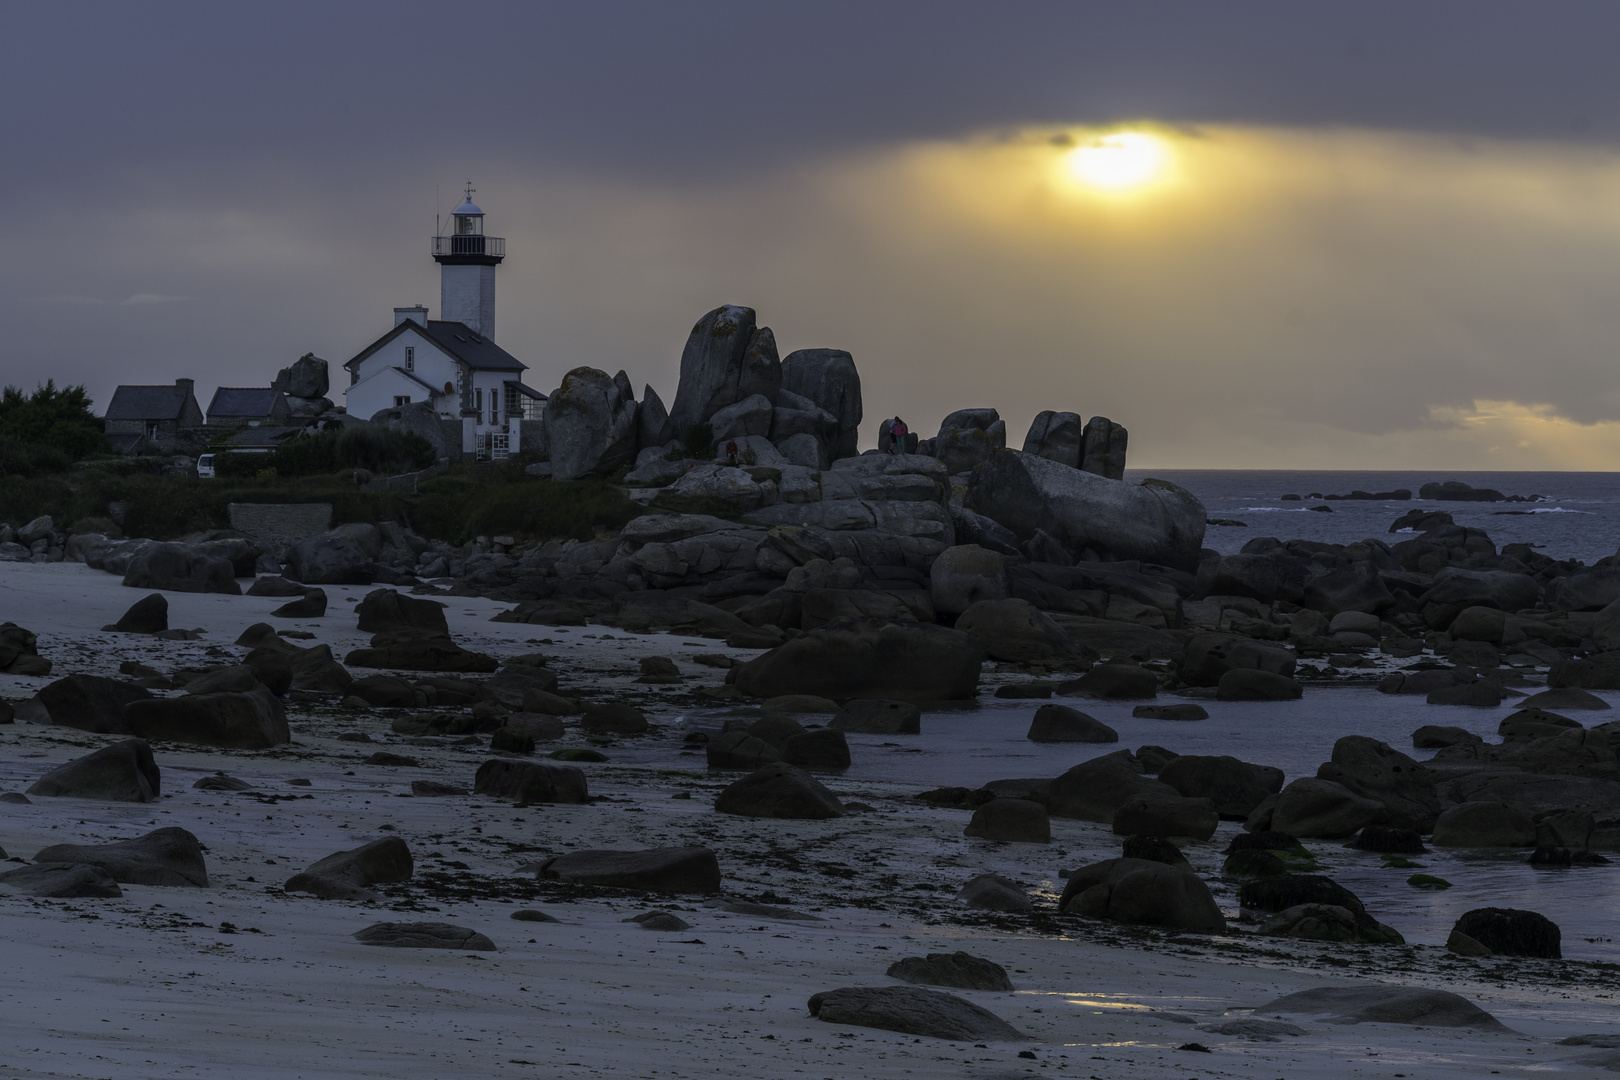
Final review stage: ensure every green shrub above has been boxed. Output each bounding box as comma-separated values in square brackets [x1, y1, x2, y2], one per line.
[0, 381, 109, 473]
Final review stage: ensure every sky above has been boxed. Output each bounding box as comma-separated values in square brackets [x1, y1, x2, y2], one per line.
[6, 1, 1620, 469]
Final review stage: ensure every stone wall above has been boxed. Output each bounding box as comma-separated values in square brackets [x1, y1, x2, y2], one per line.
[227, 503, 333, 556]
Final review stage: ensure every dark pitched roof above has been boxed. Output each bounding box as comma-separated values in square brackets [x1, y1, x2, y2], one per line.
[207, 387, 284, 418]
[344, 319, 527, 373]
[225, 425, 302, 450]
[504, 379, 547, 401]
[106, 384, 192, 421]
[419, 321, 526, 372]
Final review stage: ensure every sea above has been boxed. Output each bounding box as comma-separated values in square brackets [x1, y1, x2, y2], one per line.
[1128, 469, 1620, 566]
[668, 471, 1620, 960]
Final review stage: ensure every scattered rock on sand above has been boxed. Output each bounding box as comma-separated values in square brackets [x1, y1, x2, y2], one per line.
[1258, 986, 1507, 1030]
[1059, 857, 1226, 933]
[965, 798, 1050, 843]
[1517, 687, 1611, 712]
[1157, 755, 1283, 819]
[733, 619, 982, 703]
[1259, 903, 1390, 944]
[111, 592, 168, 633]
[537, 846, 722, 894]
[353, 921, 495, 950]
[1240, 874, 1402, 944]
[122, 542, 241, 594]
[0, 862, 123, 898]
[410, 779, 468, 797]
[1431, 802, 1536, 847]
[1112, 793, 1218, 840]
[807, 986, 1024, 1042]
[123, 689, 290, 750]
[781, 728, 851, 770]
[1026, 703, 1116, 743]
[355, 588, 448, 634]
[36, 674, 153, 734]
[1448, 907, 1561, 958]
[627, 910, 691, 931]
[957, 873, 1033, 912]
[247, 576, 309, 597]
[0, 622, 51, 675]
[1269, 777, 1384, 839]
[1197, 1018, 1305, 1041]
[32, 826, 208, 886]
[510, 909, 560, 923]
[286, 534, 375, 586]
[345, 630, 497, 673]
[472, 759, 589, 804]
[1044, 752, 1179, 822]
[886, 951, 1012, 992]
[1061, 663, 1158, 700]
[830, 699, 921, 734]
[272, 589, 328, 618]
[285, 836, 413, 901]
[193, 772, 253, 791]
[715, 762, 845, 819]
[26, 739, 161, 802]
[1216, 669, 1303, 701]
[1348, 825, 1425, 854]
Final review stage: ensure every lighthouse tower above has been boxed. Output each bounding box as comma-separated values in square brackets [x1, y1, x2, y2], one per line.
[432, 184, 505, 339]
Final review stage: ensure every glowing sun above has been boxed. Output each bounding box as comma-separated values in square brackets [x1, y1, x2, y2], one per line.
[1065, 132, 1169, 191]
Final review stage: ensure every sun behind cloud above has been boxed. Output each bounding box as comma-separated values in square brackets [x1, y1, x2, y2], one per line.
[1064, 132, 1171, 192]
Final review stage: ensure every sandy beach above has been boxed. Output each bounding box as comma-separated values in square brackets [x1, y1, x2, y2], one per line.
[2, 560, 1618, 1079]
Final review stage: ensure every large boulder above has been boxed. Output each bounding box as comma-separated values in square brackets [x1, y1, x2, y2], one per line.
[734, 619, 981, 703]
[345, 630, 497, 673]
[1419, 568, 1543, 628]
[284, 836, 413, 900]
[1043, 753, 1180, 822]
[807, 986, 1023, 1042]
[1270, 777, 1384, 838]
[968, 451, 1205, 570]
[1431, 802, 1536, 847]
[285, 533, 375, 585]
[113, 593, 168, 633]
[1112, 793, 1219, 840]
[122, 542, 240, 594]
[957, 873, 1033, 912]
[1026, 704, 1116, 743]
[1021, 410, 1084, 468]
[32, 826, 207, 886]
[668, 306, 776, 434]
[26, 740, 160, 802]
[355, 588, 448, 635]
[830, 699, 921, 734]
[1316, 735, 1440, 832]
[121, 689, 289, 750]
[37, 674, 152, 734]
[1216, 669, 1303, 701]
[1449, 907, 1560, 959]
[537, 846, 721, 893]
[1178, 634, 1295, 687]
[544, 367, 640, 481]
[886, 952, 1013, 992]
[1080, 416, 1128, 479]
[1259, 986, 1507, 1030]
[0, 863, 122, 898]
[1158, 755, 1284, 819]
[1063, 662, 1158, 700]
[964, 798, 1050, 843]
[0, 621, 50, 675]
[1058, 857, 1225, 932]
[370, 400, 450, 458]
[929, 545, 1007, 615]
[715, 762, 845, 819]
[780, 348, 862, 461]
[955, 598, 1076, 667]
[273, 353, 329, 398]
[472, 759, 589, 803]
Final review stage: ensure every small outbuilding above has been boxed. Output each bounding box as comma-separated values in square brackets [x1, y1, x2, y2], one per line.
[104, 378, 206, 454]
[206, 387, 292, 428]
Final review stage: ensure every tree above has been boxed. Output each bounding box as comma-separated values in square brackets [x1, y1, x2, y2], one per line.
[0, 381, 109, 460]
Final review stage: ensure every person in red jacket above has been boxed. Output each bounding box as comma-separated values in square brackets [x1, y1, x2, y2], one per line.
[890, 417, 908, 453]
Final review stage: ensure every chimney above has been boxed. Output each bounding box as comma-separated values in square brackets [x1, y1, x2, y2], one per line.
[394, 305, 429, 327]
[175, 378, 194, 399]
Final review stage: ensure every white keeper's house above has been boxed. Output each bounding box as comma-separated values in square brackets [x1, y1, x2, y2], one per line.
[342, 187, 544, 457]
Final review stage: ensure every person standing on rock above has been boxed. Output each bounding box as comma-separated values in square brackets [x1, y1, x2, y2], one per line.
[890, 417, 908, 454]
[725, 440, 739, 466]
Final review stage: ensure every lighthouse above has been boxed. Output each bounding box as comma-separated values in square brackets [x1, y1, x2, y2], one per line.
[432, 184, 505, 340]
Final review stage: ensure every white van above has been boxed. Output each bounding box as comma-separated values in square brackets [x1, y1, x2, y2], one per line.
[197, 454, 216, 479]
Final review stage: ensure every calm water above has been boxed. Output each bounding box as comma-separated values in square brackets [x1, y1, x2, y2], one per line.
[1127, 469, 1620, 565]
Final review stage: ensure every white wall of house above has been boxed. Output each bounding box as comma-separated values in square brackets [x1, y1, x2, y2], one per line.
[344, 326, 460, 421]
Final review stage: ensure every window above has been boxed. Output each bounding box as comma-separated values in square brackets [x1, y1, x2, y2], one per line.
[146, 422, 160, 439]
[475, 387, 483, 422]
[490, 395, 499, 425]
[405, 346, 415, 372]
[394, 396, 411, 407]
